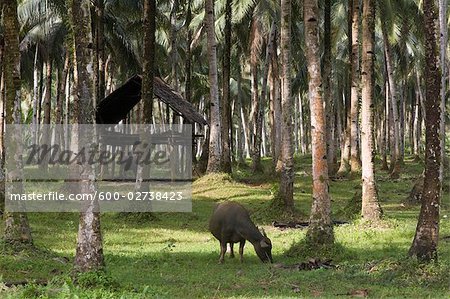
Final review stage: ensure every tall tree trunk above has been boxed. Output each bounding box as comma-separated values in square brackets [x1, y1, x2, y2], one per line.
[39, 59, 52, 173]
[250, 18, 263, 172]
[169, 0, 179, 90]
[381, 80, 389, 170]
[324, 0, 336, 176]
[381, 17, 401, 178]
[304, 0, 334, 245]
[205, 0, 222, 173]
[350, 0, 361, 172]
[135, 0, 157, 193]
[221, 0, 232, 173]
[185, 0, 197, 165]
[270, 38, 282, 169]
[3, 0, 33, 245]
[278, 0, 294, 211]
[409, 0, 441, 262]
[298, 94, 306, 154]
[97, 0, 106, 101]
[56, 53, 70, 147]
[413, 75, 422, 160]
[360, 0, 382, 221]
[72, 0, 104, 272]
[438, 0, 447, 196]
[32, 46, 39, 146]
[337, 2, 352, 175]
[236, 68, 245, 165]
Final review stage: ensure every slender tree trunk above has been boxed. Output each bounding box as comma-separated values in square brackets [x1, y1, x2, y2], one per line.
[298, 94, 306, 154]
[381, 18, 401, 178]
[169, 0, 179, 90]
[135, 0, 157, 193]
[413, 76, 422, 160]
[270, 38, 282, 169]
[3, 0, 33, 245]
[278, 0, 294, 211]
[250, 18, 262, 172]
[381, 80, 389, 170]
[221, 0, 232, 173]
[72, 0, 104, 272]
[97, 0, 105, 101]
[39, 59, 52, 173]
[409, 0, 442, 262]
[56, 53, 70, 147]
[304, 0, 334, 245]
[438, 0, 447, 195]
[350, 0, 361, 172]
[338, 2, 352, 175]
[32, 46, 39, 146]
[324, 0, 336, 176]
[205, 0, 222, 173]
[236, 69, 245, 165]
[361, 0, 382, 221]
[185, 0, 197, 165]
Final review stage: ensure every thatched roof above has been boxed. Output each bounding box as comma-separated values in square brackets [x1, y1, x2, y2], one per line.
[96, 75, 208, 125]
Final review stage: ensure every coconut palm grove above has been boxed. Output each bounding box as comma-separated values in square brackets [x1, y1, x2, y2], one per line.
[0, 0, 449, 297]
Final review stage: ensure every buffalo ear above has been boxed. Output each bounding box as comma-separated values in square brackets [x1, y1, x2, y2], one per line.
[260, 239, 270, 248]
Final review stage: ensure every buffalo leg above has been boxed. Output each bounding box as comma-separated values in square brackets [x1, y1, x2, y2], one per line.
[229, 243, 235, 258]
[239, 240, 245, 263]
[219, 240, 227, 264]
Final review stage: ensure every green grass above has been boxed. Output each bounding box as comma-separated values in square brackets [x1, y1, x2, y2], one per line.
[1, 155, 449, 298]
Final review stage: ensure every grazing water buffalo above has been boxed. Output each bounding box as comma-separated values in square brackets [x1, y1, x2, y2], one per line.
[209, 201, 273, 264]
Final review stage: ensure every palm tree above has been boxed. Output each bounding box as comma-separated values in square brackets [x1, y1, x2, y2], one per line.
[360, 0, 381, 221]
[135, 0, 156, 193]
[409, 0, 442, 262]
[349, 0, 361, 172]
[72, 0, 104, 272]
[221, 0, 232, 173]
[323, 0, 336, 176]
[380, 3, 401, 178]
[438, 0, 447, 195]
[278, 0, 294, 211]
[3, 0, 33, 245]
[205, 0, 222, 173]
[304, 0, 334, 245]
[337, 0, 352, 175]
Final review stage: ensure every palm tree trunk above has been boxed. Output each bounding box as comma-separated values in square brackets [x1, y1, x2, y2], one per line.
[298, 94, 306, 154]
[32, 46, 39, 146]
[39, 59, 52, 173]
[409, 0, 442, 262]
[350, 0, 361, 172]
[221, 0, 232, 173]
[324, 0, 336, 176]
[3, 0, 33, 245]
[381, 18, 401, 178]
[413, 76, 422, 160]
[72, 0, 104, 272]
[381, 80, 389, 170]
[438, 0, 447, 195]
[205, 0, 222, 173]
[338, 3, 352, 175]
[270, 41, 282, 169]
[361, 0, 382, 221]
[236, 69, 245, 165]
[277, 0, 294, 211]
[56, 53, 70, 148]
[135, 0, 157, 193]
[304, 0, 334, 245]
[185, 0, 197, 165]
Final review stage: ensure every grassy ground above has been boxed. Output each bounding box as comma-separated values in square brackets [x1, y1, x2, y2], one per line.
[0, 155, 449, 298]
